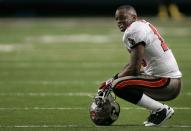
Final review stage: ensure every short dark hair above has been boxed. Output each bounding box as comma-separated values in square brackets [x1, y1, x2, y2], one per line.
[117, 5, 134, 10]
[117, 5, 137, 16]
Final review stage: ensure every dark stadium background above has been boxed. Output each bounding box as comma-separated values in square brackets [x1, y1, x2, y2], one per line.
[0, 0, 190, 17]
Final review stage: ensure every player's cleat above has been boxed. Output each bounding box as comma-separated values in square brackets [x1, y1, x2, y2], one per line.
[144, 106, 174, 127]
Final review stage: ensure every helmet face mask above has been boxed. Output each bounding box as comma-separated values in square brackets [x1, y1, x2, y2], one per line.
[89, 94, 120, 126]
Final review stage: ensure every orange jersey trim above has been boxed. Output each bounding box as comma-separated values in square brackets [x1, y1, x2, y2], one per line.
[116, 78, 169, 89]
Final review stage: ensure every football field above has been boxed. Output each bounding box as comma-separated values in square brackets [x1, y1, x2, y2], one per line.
[0, 17, 190, 131]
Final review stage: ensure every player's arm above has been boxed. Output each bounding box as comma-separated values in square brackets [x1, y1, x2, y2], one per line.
[118, 42, 145, 77]
[98, 43, 144, 94]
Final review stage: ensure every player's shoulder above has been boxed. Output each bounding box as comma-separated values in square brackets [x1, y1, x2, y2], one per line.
[122, 20, 150, 48]
[132, 20, 148, 27]
[125, 20, 149, 34]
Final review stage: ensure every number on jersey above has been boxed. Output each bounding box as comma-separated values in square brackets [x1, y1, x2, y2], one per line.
[149, 24, 169, 52]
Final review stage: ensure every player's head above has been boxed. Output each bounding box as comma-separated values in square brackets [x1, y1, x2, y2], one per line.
[115, 5, 137, 32]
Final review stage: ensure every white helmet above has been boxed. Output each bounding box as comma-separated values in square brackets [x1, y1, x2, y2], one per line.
[89, 93, 120, 126]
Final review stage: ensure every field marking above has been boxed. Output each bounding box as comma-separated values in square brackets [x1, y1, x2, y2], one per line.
[157, 27, 191, 37]
[0, 107, 85, 110]
[122, 107, 191, 110]
[0, 44, 17, 52]
[161, 125, 191, 128]
[0, 80, 101, 85]
[0, 92, 191, 97]
[25, 34, 113, 44]
[0, 125, 79, 128]
[0, 92, 95, 97]
[186, 92, 191, 96]
[0, 124, 191, 128]
[0, 92, 190, 100]
[0, 62, 122, 68]
[0, 107, 191, 111]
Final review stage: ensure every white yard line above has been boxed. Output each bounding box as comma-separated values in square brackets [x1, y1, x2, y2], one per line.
[0, 80, 101, 85]
[158, 27, 190, 37]
[0, 124, 79, 128]
[0, 62, 122, 68]
[0, 92, 191, 97]
[25, 34, 112, 44]
[161, 125, 191, 128]
[122, 107, 191, 110]
[0, 92, 95, 97]
[186, 92, 191, 96]
[0, 107, 190, 111]
[0, 124, 191, 128]
[0, 107, 85, 110]
[0, 44, 17, 52]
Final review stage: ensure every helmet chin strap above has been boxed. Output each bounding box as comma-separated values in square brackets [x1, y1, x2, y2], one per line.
[95, 85, 117, 109]
[95, 85, 114, 101]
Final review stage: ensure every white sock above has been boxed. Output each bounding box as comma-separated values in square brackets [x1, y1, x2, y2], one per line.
[137, 93, 166, 111]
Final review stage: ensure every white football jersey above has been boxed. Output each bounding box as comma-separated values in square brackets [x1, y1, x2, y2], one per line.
[123, 20, 182, 78]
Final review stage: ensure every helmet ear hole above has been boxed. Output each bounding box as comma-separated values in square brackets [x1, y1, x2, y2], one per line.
[89, 95, 120, 126]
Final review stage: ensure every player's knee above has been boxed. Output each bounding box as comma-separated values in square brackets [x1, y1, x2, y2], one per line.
[166, 79, 182, 100]
[112, 87, 122, 99]
[113, 86, 143, 104]
[169, 84, 181, 100]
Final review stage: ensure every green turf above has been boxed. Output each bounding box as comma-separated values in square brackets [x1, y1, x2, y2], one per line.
[0, 17, 191, 131]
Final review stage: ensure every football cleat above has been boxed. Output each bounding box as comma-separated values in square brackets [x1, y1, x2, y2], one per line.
[144, 106, 174, 126]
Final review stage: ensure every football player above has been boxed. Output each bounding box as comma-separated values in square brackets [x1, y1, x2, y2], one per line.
[98, 5, 182, 126]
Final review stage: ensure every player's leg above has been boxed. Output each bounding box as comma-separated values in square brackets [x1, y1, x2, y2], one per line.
[112, 76, 171, 112]
[112, 75, 181, 126]
[144, 78, 181, 101]
[141, 77, 181, 126]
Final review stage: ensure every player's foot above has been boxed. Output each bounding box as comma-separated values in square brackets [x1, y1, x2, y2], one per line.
[143, 106, 174, 127]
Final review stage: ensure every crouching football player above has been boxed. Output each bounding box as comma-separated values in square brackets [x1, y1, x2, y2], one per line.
[98, 5, 182, 126]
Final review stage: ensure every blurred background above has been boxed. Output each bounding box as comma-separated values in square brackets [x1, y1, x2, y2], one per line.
[0, 0, 190, 18]
[0, 0, 191, 130]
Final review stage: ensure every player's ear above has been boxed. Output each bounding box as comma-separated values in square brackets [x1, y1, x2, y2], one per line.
[132, 15, 137, 21]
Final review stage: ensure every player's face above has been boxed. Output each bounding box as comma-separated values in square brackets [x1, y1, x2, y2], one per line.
[115, 9, 134, 32]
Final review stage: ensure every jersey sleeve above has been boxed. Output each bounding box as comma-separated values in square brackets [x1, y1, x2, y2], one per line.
[124, 22, 147, 49]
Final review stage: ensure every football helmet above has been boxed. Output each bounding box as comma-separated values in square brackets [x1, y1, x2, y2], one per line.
[89, 89, 120, 126]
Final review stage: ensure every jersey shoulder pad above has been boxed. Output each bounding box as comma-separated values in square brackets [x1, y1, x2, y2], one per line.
[123, 21, 148, 49]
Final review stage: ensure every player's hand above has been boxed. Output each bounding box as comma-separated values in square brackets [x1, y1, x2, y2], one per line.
[97, 74, 118, 97]
[97, 78, 114, 96]
[99, 78, 114, 90]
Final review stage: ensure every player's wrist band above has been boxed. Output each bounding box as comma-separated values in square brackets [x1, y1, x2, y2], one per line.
[113, 73, 119, 80]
